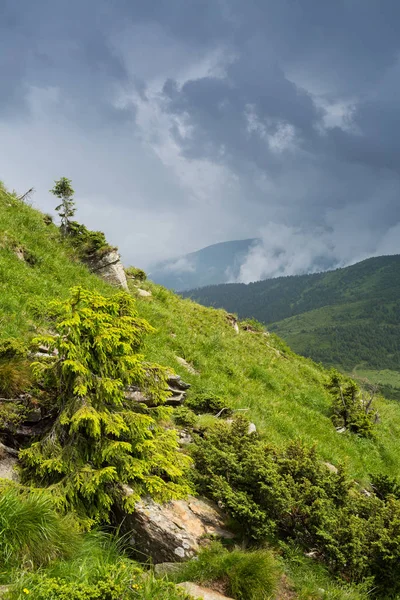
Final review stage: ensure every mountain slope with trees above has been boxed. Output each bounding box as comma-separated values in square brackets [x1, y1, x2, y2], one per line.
[182, 256, 400, 394]
[2, 181, 400, 598]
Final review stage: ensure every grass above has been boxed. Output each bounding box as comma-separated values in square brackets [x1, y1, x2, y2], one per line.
[133, 280, 400, 483]
[0, 487, 80, 580]
[3, 181, 400, 597]
[170, 542, 280, 600]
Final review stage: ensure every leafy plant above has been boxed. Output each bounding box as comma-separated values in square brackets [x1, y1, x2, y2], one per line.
[50, 178, 76, 236]
[20, 287, 191, 527]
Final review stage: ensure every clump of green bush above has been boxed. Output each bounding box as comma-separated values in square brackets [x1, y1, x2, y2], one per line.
[67, 221, 115, 261]
[125, 266, 147, 282]
[191, 416, 400, 594]
[186, 392, 229, 415]
[171, 542, 280, 600]
[173, 406, 197, 428]
[326, 369, 378, 437]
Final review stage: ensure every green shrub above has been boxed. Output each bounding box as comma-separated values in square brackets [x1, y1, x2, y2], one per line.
[186, 392, 229, 415]
[171, 542, 280, 600]
[173, 406, 197, 428]
[20, 287, 191, 527]
[125, 266, 147, 282]
[0, 487, 80, 573]
[67, 221, 115, 260]
[191, 416, 400, 594]
[326, 370, 377, 437]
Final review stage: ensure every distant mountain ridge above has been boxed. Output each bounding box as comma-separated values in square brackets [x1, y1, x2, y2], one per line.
[182, 254, 400, 377]
[149, 238, 259, 291]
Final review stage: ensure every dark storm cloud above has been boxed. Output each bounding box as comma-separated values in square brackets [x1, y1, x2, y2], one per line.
[1, 0, 400, 274]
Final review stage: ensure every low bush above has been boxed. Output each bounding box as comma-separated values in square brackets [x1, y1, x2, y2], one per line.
[191, 416, 400, 594]
[326, 369, 378, 437]
[171, 541, 280, 600]
[173, 406, 197, 428]
[125, 266, 147, 282]
[186, 392, 229, 415]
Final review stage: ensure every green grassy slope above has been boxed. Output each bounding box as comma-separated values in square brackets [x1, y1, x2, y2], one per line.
[3, 183, 400, 598]
[1, 182, 400, 483]
[0, 183, 111, 340]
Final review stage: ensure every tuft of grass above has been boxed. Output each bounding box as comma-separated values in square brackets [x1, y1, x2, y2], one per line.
[0, 487, 80, 577]
[0, 358, 32, 397]
[170, 542, 280, 600]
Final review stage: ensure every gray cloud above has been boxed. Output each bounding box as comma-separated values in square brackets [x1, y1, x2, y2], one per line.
[1, 0, 400, 275]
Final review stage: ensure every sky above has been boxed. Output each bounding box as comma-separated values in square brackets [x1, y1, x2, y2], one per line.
[1, 0, 400, 280]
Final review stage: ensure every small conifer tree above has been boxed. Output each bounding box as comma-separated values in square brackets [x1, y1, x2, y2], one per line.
[326, 369, 377, 436]
[20, 287, 191, 527]
[50, 177, 76, 236]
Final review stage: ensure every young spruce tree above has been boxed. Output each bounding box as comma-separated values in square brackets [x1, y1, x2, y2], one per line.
[50, 177, 76, 236]
[20, 287, 191, 527]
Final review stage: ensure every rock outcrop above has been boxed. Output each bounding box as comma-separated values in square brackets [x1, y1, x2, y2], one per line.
[0, 443, 19, 481]
[86, 250, 128, 289]
[124, 374, 190, 407]
[120, 494, 234, 563]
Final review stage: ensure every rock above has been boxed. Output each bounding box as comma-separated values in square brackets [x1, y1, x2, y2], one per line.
[226, 314, 239, 334]
[323, 462, 338, 474]
[25, 407, 42, 423]
[226, 419, 256, 435]
[177, 582, 234, 600]
[336, 426, 346, 434]
[179, 430, 193, 446]
[124, 374, 190, 408]
[176, 357, 199, 375]
[86, 250, 128, 290]
[120, 495, 234, 563]
[0, 450, 19, 481]
[137, 288, 152, 297]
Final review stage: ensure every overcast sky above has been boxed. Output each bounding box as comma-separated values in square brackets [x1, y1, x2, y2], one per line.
[1, 0, 400, 278]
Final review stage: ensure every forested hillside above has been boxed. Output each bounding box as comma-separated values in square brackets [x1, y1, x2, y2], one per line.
[182, 256, 400, 397]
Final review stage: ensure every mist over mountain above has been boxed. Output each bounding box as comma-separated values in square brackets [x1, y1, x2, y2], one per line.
[149, 238, 259, 291]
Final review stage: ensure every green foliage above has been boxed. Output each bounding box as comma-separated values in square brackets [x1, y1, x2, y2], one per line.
[20, 287, 191, 526]
[173, 406, 197, 428]
[186, 392, 228, 415]
[0, 339, 31, 397]
[370, 473, 400, 500]
[67, 221, 114, 260]
[50, 178, 76, 236]
[0, 487, 79, 575]
[326, 370, 377, 437]
[126, 266, 147, 282]
[6, 531, 191, 600]
[191, 416, 400, 594]
[171, 541, 280, 600]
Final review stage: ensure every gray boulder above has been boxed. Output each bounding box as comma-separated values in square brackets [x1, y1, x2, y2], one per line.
[86, 250, 128, 289]
[120, 494, 234, 563]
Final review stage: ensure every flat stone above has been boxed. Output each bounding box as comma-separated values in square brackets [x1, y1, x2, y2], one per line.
[177, 582, 234, 599]
[175, 357, 199, 375]
[137, 288, 152, 297]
